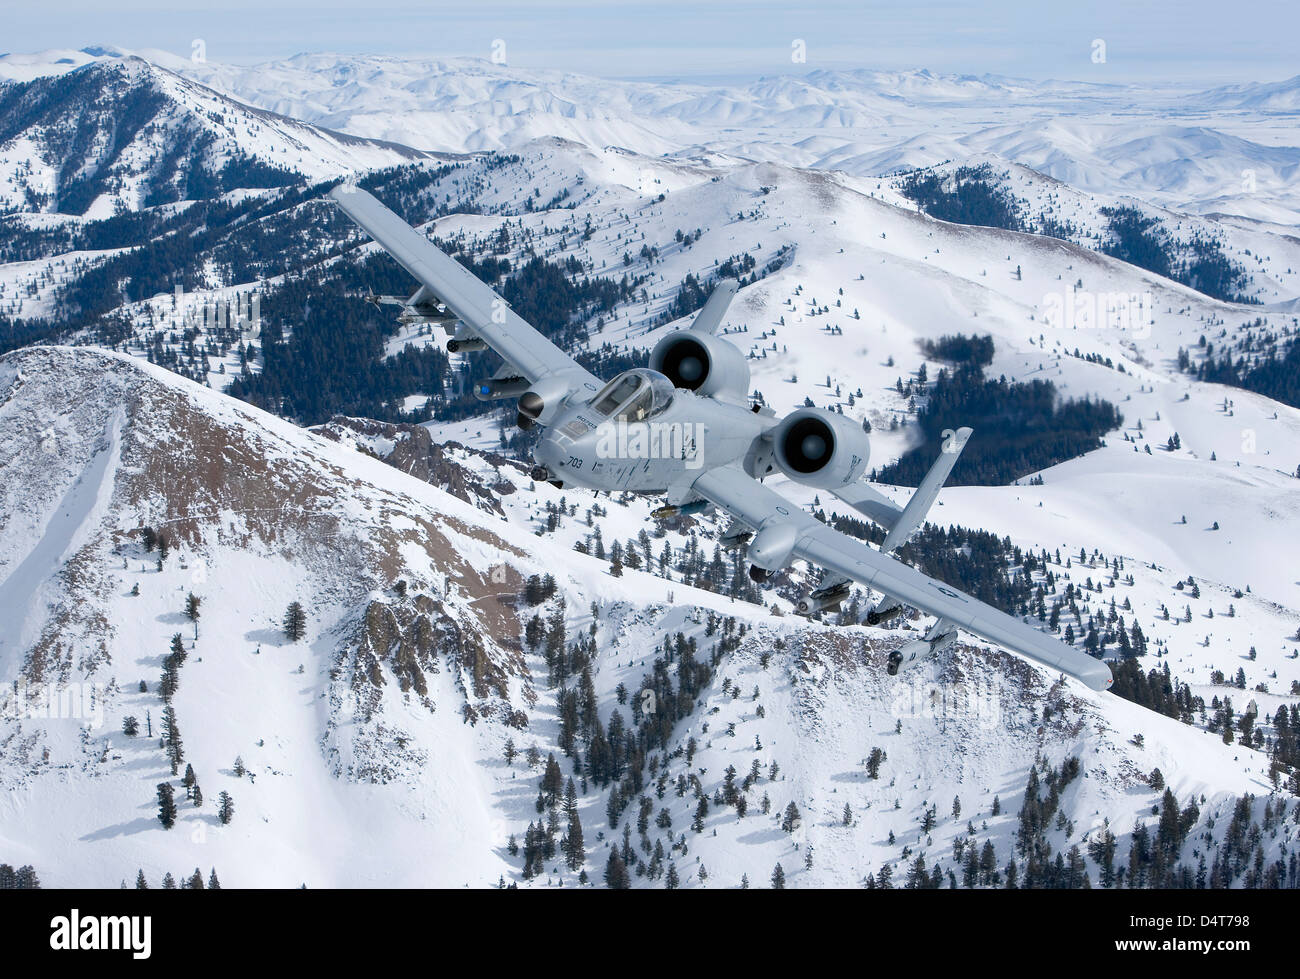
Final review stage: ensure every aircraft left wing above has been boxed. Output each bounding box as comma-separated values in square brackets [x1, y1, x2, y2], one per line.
[691, 465, 1113, 691]
[329, 185, 600, 396]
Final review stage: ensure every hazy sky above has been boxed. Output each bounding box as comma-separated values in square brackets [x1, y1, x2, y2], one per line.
[6, 0, 1298, 84]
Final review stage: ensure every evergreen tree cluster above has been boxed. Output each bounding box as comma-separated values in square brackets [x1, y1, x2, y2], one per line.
[1012, 756, 1090, 888]
[1191, 329, 1300, 410]
[1109, 659, 1204, 722]
[920, 332, 995, 369]
[514, 598, 778, 887]
[1099, 207, 1254, 304]
[0, 863, 41, 888]
[899, 164, 1025, 231]
[874, 347, 1123, 487]
[519, 764, 586, 880]
[131, 867, 221, 889]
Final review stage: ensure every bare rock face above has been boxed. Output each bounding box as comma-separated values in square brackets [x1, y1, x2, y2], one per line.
[0, 346, 533, 785]
[315, 415, 522, 515]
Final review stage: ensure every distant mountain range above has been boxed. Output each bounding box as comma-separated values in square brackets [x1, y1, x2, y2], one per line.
[4, 47, 1299, 222]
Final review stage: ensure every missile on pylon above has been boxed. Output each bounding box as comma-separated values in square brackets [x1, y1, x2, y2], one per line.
[796, 580, 851, 616]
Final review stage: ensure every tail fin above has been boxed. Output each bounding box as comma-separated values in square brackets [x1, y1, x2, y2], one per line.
[880, 427, 972, 552]
[688, 279, 739, 335]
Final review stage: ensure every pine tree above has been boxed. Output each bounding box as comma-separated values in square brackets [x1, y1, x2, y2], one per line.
[604, 849, 630, 889]
[122, 715, 139, 737]
[564, 810, 585, 871]
[283, 601, 307, 642]
[135, 869, 148, 889]
[842, 802, 853, 826]
[159, 663, 178, 701]
[866, 746, 887, 779]
[161, 706, 183, 775]
[665, 862, 679, 889]
[218, 791, 235, 825]
[905, 855, 929, 889]
[771, 863, 786, 889]
[781, 801, 801, 833]
[207, 868, 221, 890]
[156, 783, 177, 829]
[186, 868, 205, 889]
[693, 796, 709, 832]
[185, 593, 202, 638]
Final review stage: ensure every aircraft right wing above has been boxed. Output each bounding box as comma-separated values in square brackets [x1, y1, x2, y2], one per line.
[692, 465, 1113, 691]
[329, 185, 600, 401]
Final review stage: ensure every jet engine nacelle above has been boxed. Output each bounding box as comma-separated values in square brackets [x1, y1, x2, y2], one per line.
[649, 331, 750, 402]
[771, 407, 871, 489]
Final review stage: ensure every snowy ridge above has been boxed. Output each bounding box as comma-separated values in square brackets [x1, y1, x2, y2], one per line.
[5, 47, 1297, 222]
[1, 346, 1291, 887]
[0, 56, 432, 219]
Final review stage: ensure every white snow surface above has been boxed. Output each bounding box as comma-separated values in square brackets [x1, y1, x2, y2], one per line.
[0, 347, 1295, 888]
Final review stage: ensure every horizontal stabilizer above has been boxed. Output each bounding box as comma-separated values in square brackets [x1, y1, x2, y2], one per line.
[829, 481, 905, 531]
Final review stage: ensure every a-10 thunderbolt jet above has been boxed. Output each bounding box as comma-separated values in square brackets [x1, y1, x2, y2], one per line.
[329, 184, 1112, 691]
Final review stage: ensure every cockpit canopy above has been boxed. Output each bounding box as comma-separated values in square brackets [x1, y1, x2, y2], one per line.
[588, 368, 675, 422]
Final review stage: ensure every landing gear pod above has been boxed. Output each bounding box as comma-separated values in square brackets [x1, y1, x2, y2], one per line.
[887, 638, 932, 676]
[447, 336, 488, 353]
[746, 521, 798, 584]
[885, 622, 957, 676]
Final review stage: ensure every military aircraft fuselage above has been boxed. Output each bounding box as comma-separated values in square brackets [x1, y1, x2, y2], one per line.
[533, 380, 776, 494]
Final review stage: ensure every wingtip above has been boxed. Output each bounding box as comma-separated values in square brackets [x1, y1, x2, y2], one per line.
[1086, 660, 1115, 692]
[328, 182, 362, 203]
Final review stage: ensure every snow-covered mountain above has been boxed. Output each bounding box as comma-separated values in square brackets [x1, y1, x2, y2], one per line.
[0, 56, 430, 219]
[0, 346, 1294, 889]
[6, 47, 1297, 223]
[1, 45, 1299, 889]
[1192, 75, 1300, 112]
